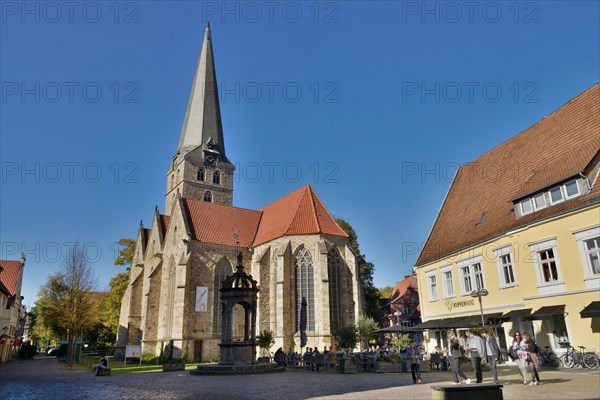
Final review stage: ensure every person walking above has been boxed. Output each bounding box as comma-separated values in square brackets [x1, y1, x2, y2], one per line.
[522, 332, 542, 385]
[481, 330, 500, 384]
[407, 340, 422, 384]
[512, 331, 528, 384]
[466, 329, 484, 383]
[447, 330, 470, 384]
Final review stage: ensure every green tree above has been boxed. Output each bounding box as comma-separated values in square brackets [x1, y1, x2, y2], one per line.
[391, 333, 412, 350]
[356, 315, 379, 350]
[114, 238, 136, 270]
[332, 324, 358, 352]
[256, 329, 275, 357]
[379, 286, 394, 299]
[35, 243, 98, 354]
[103, 272, 129, 332]
[100, 237, 135, 342]
[335, 218, 381, 320]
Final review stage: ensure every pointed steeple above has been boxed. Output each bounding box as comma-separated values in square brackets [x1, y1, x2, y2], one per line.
[176, 23, 227, 161]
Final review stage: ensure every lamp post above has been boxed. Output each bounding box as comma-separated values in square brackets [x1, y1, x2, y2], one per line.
[470, 288, 489, 327]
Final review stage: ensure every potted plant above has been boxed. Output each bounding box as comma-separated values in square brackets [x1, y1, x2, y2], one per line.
[332, 324, 358, 373]
[256, 329, 275, 363]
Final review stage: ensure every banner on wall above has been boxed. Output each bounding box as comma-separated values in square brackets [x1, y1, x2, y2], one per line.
[195, 286, 208, 312]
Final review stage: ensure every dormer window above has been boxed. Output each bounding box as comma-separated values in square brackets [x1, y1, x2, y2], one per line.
[564, 179, 580, 198]
[517, 178, 583, 217]
[520, 198, 533, 215]
[533, 193, 547, 211]
[549, 186, 564, 204]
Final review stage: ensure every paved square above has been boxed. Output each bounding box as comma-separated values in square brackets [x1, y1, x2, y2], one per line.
[1, 357, 599, 400]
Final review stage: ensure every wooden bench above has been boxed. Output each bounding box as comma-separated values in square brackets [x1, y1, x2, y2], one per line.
[432, 384, 502, 400]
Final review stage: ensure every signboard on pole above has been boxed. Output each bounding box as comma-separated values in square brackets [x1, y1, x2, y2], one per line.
[126, 345, 141, 358]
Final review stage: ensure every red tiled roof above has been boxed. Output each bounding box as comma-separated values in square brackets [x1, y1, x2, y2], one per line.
[143, 228, 151, 244]
[417, 83, 600, 266]
[254, 185, 348, 245]
[390, 275, 418, 303]
[160, 215, 171, 234]
[0, 260, 23, 296]
[183, 199, 262, 247]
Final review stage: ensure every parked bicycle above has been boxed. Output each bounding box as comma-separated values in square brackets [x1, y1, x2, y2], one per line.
[539, 346, 560, 368]
[560, 346, 599, 369]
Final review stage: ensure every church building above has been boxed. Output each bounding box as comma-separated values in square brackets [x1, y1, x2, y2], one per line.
[116, 24, 363, 362]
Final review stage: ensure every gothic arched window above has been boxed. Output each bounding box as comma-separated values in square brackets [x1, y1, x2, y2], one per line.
[197, 168, 204, 181]
[295, 247, 315, 331]
[213, 258, 232, 334]
[173, 226, 177, 245]
[204, 191, 212, 202]
[171, 174, 174, 189]
[328, 247, 343, 329]
[213, 170, 220, 185]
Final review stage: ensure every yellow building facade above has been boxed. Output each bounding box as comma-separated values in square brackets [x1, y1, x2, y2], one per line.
[414, 83, 600, 356]
[416, 205, 599, 354]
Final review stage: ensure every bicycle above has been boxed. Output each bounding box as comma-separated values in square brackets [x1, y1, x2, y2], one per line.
[560, 346, 599, 369]
[539, 346, 560, 368]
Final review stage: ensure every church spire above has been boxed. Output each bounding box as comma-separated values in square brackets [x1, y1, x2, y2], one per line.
[176, 23, 227, 161]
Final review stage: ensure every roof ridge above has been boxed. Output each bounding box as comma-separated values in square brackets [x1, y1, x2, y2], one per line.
[306, 185, 321, 233]
[466, 83, 599, 167]
[284, 185, 311, 235]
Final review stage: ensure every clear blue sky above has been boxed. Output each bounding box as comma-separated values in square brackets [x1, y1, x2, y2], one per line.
[1, 1, 598, 307]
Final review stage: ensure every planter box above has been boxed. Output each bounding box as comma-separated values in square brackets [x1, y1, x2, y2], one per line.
[257, 357, 270, 364]
[340, 359, 357, 374]
[162, 363, 185, 372]
[377, 361, 402, 373]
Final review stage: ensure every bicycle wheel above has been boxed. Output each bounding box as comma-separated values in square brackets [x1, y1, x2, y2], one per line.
[549, 353, 560, 368]
[583, 353, 599, 369]
[560, 353, 574, 368]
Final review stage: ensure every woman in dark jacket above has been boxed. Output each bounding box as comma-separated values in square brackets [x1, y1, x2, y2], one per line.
[447, 330, 470, 384]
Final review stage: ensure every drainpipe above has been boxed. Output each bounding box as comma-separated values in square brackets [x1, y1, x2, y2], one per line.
[578, 172, 591, 191]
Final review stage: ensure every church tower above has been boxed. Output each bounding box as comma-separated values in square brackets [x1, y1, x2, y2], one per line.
[166, 23, 234, 212]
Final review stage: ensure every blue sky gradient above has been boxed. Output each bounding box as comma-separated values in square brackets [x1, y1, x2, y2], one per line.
[1, 1, 598, 306]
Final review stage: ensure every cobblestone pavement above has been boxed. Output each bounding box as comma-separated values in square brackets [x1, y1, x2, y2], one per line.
[1, 357, 599, 400]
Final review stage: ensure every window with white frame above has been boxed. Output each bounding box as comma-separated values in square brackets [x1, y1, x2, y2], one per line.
[532, 193, 547, 210]
[548, 186, 564, 204]
[458, 256, 485, 294]
[494, 246, 517, 287]
[564, 179, 580, 199]
[529, 238, 564, 292]
[473, 263, 485, 289]
[441, 265, 454, 298]
[461, 265, 472, 293]
[426, 270, 438, 301]
[574, 225, 600, 288]
[519, 198, 533, 215]
[585, 237, 600, 275]
[539, 249, 559, 282]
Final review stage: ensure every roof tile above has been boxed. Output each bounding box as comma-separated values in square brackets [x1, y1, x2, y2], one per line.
[417, 83, 600, 266]
[0, 260, 23, 297]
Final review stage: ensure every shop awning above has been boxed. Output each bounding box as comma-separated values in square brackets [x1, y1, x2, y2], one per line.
[502, 308, 532, 319]
[529, 305, 565, 320]
[375, 325, 425, 333]
[580, 301, 600, 318]
[446, 313, 502, 328]
[410, 313, 501, 330]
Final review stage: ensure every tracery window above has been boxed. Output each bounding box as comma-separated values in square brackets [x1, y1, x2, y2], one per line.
[295, 248, 315, 331]
[327, 248, 343, 329]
